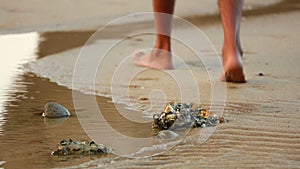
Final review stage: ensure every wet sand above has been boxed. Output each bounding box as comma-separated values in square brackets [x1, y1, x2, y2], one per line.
[0, 73, 121, 168]
[0, 0, 300, 168]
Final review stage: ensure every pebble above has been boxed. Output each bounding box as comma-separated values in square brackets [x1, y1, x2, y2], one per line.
[42, 102, 71, 118]
[258, 72, 264, 76]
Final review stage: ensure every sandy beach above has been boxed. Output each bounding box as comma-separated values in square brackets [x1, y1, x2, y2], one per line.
[0, 0, 299, 168]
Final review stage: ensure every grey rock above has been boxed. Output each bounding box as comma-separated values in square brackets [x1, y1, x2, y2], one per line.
[42, 102, 71, 118]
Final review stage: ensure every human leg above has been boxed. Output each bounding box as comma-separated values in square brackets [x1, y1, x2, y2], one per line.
[218, 0, 246, 83]
[133, 0, 175, 69]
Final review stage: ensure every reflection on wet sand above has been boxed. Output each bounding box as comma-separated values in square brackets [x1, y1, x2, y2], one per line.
[0, 32, 39, 136]
[0, 71, 162, 168]
[0, 73, 90, 168]
[0, 73, 120, 168]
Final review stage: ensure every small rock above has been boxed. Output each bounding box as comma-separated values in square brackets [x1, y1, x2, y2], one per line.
[139, 97, 148, 101]
[42, 102, 71, 118]
[258, 72, 264, 76]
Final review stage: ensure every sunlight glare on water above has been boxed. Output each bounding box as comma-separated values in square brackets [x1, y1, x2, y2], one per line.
[0, 32, 39, 135]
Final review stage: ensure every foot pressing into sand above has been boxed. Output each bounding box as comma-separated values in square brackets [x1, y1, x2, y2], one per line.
[220, 46, 246, 83]
[132, 0, 246, 82]
[133, 49, 174, 70]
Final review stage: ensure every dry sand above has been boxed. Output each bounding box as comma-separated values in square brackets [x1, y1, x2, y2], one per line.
[0, 0, 299, 168]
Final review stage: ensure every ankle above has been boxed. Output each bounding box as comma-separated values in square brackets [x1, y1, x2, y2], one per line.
[222, 45, 243, 65]
[155, 34, 171, 51]
[222, 43, 240, 57]
[223, 36, 243, 55]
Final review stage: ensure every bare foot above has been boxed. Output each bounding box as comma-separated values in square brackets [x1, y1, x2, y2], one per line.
[220, 49, 246, 83]
[132, 49, 174, 69]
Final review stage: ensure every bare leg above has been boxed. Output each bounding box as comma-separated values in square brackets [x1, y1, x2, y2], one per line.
[219, 0, 246, 83]
[236, 16, 243, 57]
[133, 0, 175, 69]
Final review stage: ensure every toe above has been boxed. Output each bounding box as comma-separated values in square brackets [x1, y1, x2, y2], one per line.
[220, 72, 226, 82]
[132, 51, 145, 66]
[132, 51, 144, 60]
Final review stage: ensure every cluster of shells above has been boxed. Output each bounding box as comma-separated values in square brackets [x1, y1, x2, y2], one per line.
[152, 102, 225, 130]
[51, 139, 112, 156]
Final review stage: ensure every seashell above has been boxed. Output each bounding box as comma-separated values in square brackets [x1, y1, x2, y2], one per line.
[166, 114, 176, 121]
[200, 109, 209, 118]
[220, 117, 225, 123]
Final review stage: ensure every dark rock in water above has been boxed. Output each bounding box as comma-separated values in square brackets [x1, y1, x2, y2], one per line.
[42, 102, 71, 118]
[152, 102, 225, 130]
[51, 139, 112, 156]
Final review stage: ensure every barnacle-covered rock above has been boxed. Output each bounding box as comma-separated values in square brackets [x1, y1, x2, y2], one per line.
[51, 139, 112, 156]
[152, 102, 225, 130]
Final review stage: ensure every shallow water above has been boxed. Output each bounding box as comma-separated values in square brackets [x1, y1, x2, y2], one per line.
[0, 33, 193, 168]
[0, 33, 113, 168]
[0, 72, 108, 168]
[0, 52, 299, 169]
[1, 71, 299, 169]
